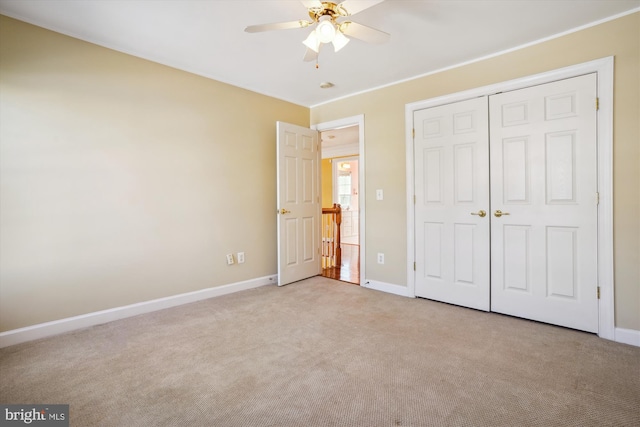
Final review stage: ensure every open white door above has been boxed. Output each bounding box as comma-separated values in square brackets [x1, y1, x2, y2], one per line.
[277, 122, 321, 286]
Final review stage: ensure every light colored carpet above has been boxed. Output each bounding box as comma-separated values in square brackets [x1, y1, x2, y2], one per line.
[1, 276, 639, 426]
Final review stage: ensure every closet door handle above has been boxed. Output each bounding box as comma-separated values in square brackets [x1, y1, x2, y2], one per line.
[494, 210, 510, 218]
[471, 210, 487, 218]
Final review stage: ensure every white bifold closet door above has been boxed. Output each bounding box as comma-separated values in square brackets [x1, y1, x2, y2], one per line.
[414, 73, 598, 332]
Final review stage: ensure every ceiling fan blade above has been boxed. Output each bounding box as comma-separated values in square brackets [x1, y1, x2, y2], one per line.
[245, 20, 312, 33]
[340, 21, 390, 44]
[300, 0, 323, 9]
[338, 0, 385, 16]
[302, 47, 319, 62]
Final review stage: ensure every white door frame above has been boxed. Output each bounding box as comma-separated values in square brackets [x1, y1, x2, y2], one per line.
[405, 57, 614, 340]
[313, 115, 365, 285]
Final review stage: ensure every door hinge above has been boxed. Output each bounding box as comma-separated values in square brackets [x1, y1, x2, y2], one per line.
[596, 192, 600, 205]
[412, 128, 415, 139]
[596, 97, 599, 110]
[597, 286, 601, 299]
[413, 262, 416, 271]
[414, 195, 416, 204]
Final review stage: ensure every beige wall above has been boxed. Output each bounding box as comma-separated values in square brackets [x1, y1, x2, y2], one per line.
[311, 12, 640, 330]
[321, 159, 333, 208]
[0, 16, 309, 331]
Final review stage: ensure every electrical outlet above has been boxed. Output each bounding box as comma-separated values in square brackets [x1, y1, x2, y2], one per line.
[237, 252, 245, 264]
[376, 189, 384, 200]
[226, 253, 235, 265]
[377, 253, 385, 264]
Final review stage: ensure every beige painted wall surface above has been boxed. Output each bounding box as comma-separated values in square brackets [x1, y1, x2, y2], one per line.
[0, 16, 309, 331]
[321, 159, 333, 208]
[311, 12, 640, 330]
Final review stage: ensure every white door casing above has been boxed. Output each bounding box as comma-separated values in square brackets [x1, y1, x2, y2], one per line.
[277, 122, 321, 286]
[489, 74, 598, 332]
[414, 97, 491, 311]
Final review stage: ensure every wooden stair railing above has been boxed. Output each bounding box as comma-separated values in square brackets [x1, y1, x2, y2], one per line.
[322, 203, 342, 269]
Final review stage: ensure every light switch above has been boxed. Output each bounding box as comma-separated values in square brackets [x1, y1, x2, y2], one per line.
[376, 189, 383, 200]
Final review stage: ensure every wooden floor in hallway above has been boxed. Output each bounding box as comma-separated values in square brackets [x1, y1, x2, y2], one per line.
[321, 243, 359, 285]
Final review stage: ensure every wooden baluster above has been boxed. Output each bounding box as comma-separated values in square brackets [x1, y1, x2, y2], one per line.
[320, 216, 323, 268]
[328, 213, 333, 266]
[321, 203, 342, 268]
[335, 204, 341, 267]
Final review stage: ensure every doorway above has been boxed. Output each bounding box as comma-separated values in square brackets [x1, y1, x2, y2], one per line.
[323, 156, 360, 284]
[314, 116, 365, 285]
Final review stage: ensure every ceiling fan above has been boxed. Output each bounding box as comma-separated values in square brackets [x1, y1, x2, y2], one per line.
[245, 0, 390, 62]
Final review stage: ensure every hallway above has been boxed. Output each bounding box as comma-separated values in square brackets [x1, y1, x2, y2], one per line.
[321, 243, 359, 285]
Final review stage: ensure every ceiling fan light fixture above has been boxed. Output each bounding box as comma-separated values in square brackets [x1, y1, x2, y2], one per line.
[332, 30, 350, 52]
[247, 0, 389, 65]
[303, 30, 321, 53]
[316, 18, 336, 43]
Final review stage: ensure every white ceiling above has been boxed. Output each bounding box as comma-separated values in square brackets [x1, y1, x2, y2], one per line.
[321, 125, 359, 155]
[0, 0, 638, 108]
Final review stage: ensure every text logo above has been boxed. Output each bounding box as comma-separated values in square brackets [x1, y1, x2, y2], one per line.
[0, 405, 68, 427]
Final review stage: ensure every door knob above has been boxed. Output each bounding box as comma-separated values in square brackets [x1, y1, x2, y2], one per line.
[471, 210, 487, 218]
[280, 208, 291, 215]
[494, 210, 510, 218]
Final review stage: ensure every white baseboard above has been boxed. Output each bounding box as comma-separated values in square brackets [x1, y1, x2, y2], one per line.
[3, 275, 635, 349]
[363, 279, 413, 298]
[363, 282, 639, 347]
[0, 275, 277, 348]
[614, 327, 640, 347]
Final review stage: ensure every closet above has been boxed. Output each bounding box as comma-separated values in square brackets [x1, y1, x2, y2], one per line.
[413, 73, 598, 333]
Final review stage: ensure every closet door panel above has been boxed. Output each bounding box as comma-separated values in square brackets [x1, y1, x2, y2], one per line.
[489, 73, 598, 333]
[414, 97, 490, 311]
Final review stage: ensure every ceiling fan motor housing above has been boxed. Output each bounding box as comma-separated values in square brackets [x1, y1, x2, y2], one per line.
[308, 1, 348, 23]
